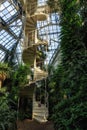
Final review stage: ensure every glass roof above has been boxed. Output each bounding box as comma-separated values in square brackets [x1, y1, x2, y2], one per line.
[0, 0, 23, 64]
[0, 1, 17, 22]
[0, 0, 60, 65]
[37, 13, 60, 64]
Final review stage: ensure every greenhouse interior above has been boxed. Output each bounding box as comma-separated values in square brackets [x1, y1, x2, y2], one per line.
[0, 0, 87, 130]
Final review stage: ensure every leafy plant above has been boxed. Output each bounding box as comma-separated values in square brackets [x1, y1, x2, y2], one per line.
[12, 64, 31, 87]
[0, 64, 31, 129]
[8, 64, 31, 110]
[48, 0, 87, 129]
[0, 91, 17, 130]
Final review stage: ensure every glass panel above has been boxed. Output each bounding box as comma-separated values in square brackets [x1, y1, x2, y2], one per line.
[10, 19, 22, 36]
[0, 0, 22, 63]
[38, 0, 47, 6]
[0, 50, 5, 62]
[5, 39, 17, 50]
[0, 0, 17, 22]
[37, 12, 60, 63]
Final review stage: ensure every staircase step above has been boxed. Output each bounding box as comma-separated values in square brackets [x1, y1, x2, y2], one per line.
[33, 102, 46, 107]
[33, 115, 48, 123]
[33, 107, 47, 111]
[17, 120, 55, 130]
[33, 113, 48, 116]
[33, 108, 48, 111]
[26, 17, 36, 24]
[32, 95, 49, 123]
[33, 105, 47, 108]
[33, 109, 48, 112]
[33, 113, 48, 118]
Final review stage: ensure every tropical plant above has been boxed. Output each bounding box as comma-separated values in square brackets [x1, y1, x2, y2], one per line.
[0, 90, 17, 130]
[12, 64, 31, 87]
[10, 64, 32, 121]
[48, 0, 87, 130]
[0, 63, 31, 129]
[8, 64, 31, 109]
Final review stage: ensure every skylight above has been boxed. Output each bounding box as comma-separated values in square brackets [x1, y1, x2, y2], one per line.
[0, 0, 22, 63]
[0, 50, 5, 62]
[0, 0, 17, 22]
[9, 19, 22, 36]
[37, 13, 60, 63]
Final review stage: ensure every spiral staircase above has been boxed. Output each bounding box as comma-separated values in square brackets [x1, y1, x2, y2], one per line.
[32, 84, 49, 122]
[20, 0, 49, 123]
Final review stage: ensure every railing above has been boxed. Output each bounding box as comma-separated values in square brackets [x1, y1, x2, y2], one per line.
[21, 29, 48, 49]
[28, 1, 49, 15]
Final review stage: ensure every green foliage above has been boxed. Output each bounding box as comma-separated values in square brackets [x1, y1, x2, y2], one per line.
[12, 64, 31, 87]
[47, 0, 60, 12]
[0, 91, 17, 130]
[0, 62, 11, 79]
[48, 65, 64, 120]
[52, 95, 87, 130]
[0, 62, 9, 70]
[0, 63, 17, 129]
[0, 64, 31, 129]
[9, 64, 31, 121]
[8, 64, 31, 111]
[48, 0, 87, 129]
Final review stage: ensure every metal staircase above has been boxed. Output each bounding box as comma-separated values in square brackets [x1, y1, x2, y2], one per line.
[20, 0, 49, 123]
[32, 92, 49, 122]
[22, 1, 48, 65]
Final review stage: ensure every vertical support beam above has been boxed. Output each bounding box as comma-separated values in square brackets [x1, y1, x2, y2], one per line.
[34, 53, 36, 68]
[35, 29, 37, 43]
[44, 79, 47, 107]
